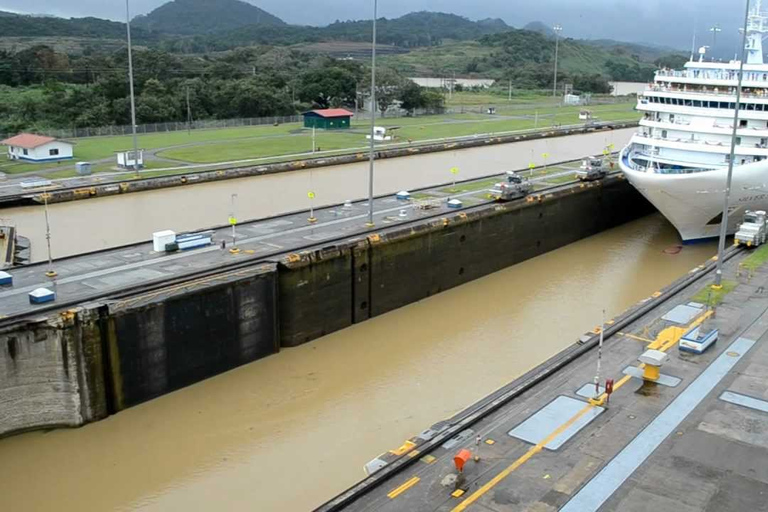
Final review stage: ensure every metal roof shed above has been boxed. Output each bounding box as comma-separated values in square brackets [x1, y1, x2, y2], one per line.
[302, 109, 354, 130]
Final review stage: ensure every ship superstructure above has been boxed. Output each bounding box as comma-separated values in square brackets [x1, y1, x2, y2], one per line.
[620, 0, 768, 241]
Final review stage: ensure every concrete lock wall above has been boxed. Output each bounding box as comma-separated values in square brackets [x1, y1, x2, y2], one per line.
[277, 176, 652, 347]
[0, 178, 650, 436]
[0, 307, 107, 436]
[105, 263, 280, 410]
[0, 264, 279, 437]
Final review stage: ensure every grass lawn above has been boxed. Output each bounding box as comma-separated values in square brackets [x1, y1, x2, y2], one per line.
[437, 177, 501, 194]
[691, 280, 737, 306]
[543, 173, 579, 184]
[741, 243, 768, 271]
[1, 100, 637, 177]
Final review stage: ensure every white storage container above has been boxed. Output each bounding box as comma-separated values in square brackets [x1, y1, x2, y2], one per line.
[152, 230, 176, 252]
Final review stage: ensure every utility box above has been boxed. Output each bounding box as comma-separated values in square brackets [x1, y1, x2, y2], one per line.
[152, 230, 176, 252]
[76, 162, 92, 176]
[29, 287, 55, 304]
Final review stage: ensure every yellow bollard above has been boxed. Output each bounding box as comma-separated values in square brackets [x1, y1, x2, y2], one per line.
[643, 365, 660, 381]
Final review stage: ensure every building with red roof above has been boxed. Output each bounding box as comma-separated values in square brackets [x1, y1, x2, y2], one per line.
[302, 108, 354, 130]
[1, 133, 74, 162]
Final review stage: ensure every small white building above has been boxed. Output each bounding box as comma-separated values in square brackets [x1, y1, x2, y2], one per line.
[564, 94, 582, 105]
[1, 133, 74, 162]
[116, 149, 145, 169]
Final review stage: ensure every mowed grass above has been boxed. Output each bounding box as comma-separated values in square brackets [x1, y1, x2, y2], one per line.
[0, 101, 638, 174]
[691, 280, 737, 306]
[160, 103, 638, 164]
[741, 243, 768, 271]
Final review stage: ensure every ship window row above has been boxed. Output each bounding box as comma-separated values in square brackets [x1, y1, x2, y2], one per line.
[643, 96, 768, 111]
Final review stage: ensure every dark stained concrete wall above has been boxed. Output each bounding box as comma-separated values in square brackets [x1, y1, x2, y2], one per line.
[277, 176, 652, 346]
[105, 264, 279, 410]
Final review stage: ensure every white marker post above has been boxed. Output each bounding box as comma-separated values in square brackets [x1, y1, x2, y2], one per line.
[594, 309, 605, 399]
[228, 193, 239, 253]
[308, 191, 317, 223]
[450, 166, 459, 191]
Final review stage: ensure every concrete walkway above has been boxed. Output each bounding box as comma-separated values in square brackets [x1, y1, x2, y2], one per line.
[330, 248, 768, 511]
[0, 160, 585, 319]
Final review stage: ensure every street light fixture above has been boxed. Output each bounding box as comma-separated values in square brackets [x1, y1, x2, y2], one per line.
[714, 0, 751, 288]
[366, 0, 378, 228]
[125, 0, 140, 176]
[552, 24, 563, 98]
[709, 24, 722, 50]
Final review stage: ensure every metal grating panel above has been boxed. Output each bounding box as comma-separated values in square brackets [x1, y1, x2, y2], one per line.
[508, 396, 604, 451]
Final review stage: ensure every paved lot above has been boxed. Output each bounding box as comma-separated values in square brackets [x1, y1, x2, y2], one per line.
[337, 250, 768, 512]
[0, 162, 585, 319]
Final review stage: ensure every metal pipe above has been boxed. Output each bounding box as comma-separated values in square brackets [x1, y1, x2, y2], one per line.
[125, 0, 140, 176]
[367, 0, 378, 227]
[714, 0, 751, 287]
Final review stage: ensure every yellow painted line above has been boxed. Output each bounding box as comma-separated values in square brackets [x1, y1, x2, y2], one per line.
[387, 476, 420, 499]
[420, 454, 436, 464]
[452, 309, 712, 511]
[619, 332, 655, 343]
[485, 439, 496, 445]
[452, 403, 596, 511]
[407, 449, 421, 458]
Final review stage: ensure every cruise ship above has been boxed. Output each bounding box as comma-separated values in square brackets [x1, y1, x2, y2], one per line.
[619, 0, 768, 241]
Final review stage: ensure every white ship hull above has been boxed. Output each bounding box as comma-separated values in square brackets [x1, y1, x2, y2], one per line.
[620, 150, 768, 242]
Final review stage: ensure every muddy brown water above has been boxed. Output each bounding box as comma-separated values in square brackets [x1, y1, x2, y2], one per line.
[0, 213, 715, 512]
[2, 129, 634, 262]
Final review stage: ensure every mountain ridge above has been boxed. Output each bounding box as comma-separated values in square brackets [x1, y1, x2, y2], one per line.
[132, 0, 285, 35]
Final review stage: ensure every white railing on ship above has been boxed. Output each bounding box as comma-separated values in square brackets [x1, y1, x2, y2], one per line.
[655, 69, 768, 82]
[646, 85, 768, 99]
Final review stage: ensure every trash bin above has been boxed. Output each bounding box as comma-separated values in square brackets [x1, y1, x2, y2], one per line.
[76, 162, 92, 176]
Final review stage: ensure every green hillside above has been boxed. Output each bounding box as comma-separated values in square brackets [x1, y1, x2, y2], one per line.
[382, 29, 679, 85]
[132, 0, 285, 35]
[0, 11, 154, 40]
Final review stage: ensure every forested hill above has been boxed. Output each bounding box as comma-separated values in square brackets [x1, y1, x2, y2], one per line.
[318, 12, 509, 47]
[0, 6, 510, 52]
[0, 11, 155, 40]
[132, 0, 286, 35]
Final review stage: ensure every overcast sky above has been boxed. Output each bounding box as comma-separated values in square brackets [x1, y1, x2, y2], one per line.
[0, 0, 749, 53]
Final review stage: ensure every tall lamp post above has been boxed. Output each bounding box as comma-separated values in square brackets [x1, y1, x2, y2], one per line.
[552, 24, 563, 98]
[125, 0, 140, 176]
[366, 0, 378, 228]
[709, 24, 722, 51]
[714, 0, 751, 288]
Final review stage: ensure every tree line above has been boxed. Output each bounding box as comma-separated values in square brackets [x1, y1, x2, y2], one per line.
[0, 45, 445, 134]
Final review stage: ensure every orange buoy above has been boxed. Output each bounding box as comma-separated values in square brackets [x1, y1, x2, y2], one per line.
[454, 449, 472, 472]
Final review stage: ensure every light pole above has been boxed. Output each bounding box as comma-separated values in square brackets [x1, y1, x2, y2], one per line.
[43, 189, 56, 278]
[709, 24, 722, 51]
[714, 0, 751, 288]
[552, 24, 563, 98]
[125, 0, 140, 176]
[366, 0, 378, 227]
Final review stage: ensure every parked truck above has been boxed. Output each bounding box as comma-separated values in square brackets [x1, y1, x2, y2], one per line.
[489, 171, 533, 201]
[735, 210, 768, 247]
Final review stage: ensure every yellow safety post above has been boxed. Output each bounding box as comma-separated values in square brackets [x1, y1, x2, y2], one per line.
[307, 191, 317, 223]
[643, 365, 660, 381]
